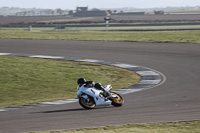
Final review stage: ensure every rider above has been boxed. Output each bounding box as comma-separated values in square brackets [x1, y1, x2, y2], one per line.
[77, 78, 111, 98]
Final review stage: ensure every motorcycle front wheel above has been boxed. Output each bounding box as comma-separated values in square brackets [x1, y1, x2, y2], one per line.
[79, 97, 95, 109]
[110, 92, 124, 107]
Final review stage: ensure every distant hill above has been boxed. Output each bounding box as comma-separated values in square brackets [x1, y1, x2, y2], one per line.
[0, 6, 200, 16]
[0, 7, 69, 16]
[103, 6, 200, 13]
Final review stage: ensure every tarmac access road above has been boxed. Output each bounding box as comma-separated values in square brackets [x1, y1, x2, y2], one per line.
[0, 39, 200, 133]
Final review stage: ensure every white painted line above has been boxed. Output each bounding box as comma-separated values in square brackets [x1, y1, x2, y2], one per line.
[138, 79, 161, 84]
[77, 59, 101, 63]
[112, 64, 138, 68]
[40, 99, 78, 105]
[115, 89, 142, 94]
[136, 71, 160, 76]
[0, 53, 166, 112]
[29, 55, 64, 59]
[0, 109, 7, 112]
[0, 53, 11, 55]
[64, 99, 79, 102]
[40, 102, 67, 105]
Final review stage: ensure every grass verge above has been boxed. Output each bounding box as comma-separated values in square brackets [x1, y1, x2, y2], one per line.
[29, 121, 200, 133]
[0, 55, 140, 107]
[0, 28, 200, 43]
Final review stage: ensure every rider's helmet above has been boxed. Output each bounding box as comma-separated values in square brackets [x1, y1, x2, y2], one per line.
[77, 78, 86, 86]
[94, 83, 102, 90]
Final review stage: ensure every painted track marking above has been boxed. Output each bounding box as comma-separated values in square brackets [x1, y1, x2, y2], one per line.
[0, 53, 166, 111]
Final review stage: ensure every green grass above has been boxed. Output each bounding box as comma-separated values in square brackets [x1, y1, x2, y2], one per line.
[0, 55, 140, 107]
[167, 10, 200, 14]
[0, 27, 200, 43]
[48, 25, 200, 31]
[29, 121, 200, 133]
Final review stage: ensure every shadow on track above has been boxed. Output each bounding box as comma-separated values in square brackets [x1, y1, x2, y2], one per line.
[34, 106, 114, 114]
[38, 108, 85, 113]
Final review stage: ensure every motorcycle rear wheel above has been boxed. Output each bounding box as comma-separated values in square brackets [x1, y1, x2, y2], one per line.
[79, 97, 95, 109]
[110, 92, 123, 107]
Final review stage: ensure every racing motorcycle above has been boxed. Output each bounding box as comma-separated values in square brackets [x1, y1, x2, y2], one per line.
[77, 82, 124, 109]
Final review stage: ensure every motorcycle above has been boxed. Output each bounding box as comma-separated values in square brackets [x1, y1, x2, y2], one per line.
[77, 82, 124, 109]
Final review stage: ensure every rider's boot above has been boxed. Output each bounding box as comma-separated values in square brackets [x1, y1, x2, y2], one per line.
[104, 91, 110, 97]
[104, 90, 115, 100]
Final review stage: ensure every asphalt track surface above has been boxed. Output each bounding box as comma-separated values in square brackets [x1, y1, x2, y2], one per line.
[0, 39, 200, 133]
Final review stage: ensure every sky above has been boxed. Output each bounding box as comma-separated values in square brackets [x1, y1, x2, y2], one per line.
[0, 0, 200, 9]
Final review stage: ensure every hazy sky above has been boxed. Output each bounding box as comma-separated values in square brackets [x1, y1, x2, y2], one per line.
[1, 0, 200, 9]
